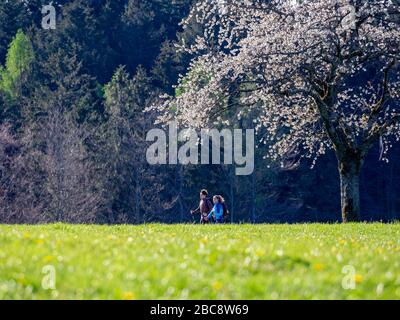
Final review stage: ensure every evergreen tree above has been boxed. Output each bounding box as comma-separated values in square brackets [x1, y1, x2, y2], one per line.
[0, 30, 34, 101]
[0, 1, 33, 64]
[0, 30, 34, 126]
[101, 66, 163, 223]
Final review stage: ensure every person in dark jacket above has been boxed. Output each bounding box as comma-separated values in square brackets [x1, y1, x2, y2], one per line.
[190, 189, 213, 224]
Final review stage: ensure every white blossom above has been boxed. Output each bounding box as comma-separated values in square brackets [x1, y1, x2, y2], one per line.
[151, 0, 400, 164]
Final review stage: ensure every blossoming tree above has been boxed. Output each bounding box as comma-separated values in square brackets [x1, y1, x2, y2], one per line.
[155, 0, 400, 222]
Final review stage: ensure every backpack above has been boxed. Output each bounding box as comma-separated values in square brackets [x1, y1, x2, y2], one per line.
[222, 202, 229, 219]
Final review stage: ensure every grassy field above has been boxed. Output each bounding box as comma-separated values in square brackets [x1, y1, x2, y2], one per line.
[0, 223, 399, 300]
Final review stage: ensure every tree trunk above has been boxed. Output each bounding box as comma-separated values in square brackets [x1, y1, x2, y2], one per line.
[338, 155, 362, 223]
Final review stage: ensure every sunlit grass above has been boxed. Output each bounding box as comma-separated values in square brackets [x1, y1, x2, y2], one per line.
[0, 223, 399, 299]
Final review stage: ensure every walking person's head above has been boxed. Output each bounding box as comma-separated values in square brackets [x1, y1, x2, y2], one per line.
[200, 189, 208, 200]
[213, 195, 223, 204]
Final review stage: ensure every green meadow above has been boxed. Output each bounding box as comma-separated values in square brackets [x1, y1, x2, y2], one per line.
[0, 224, 399, 300]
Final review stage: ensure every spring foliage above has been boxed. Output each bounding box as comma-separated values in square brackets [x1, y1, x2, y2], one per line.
[0, 30, 34, 100]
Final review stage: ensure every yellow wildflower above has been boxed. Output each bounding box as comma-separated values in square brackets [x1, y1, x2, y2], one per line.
[313, 263, 324, 271]
[122, 291, 136, 300]
[212, 281, 222, 291]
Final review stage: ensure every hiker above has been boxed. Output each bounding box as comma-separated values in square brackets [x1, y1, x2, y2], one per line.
[207, 195, 230, 224]
[190, 189, 213, 224]
[208, 195, 225, 224]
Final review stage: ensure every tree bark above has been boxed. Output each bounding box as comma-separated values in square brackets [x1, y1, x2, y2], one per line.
[338, 153, 363, 223]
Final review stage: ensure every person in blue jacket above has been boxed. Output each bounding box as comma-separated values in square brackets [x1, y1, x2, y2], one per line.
[208, 195, 224, 224]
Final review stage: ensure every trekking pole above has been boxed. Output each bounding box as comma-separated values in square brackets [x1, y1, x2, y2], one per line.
[190, 212, 196, 224]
